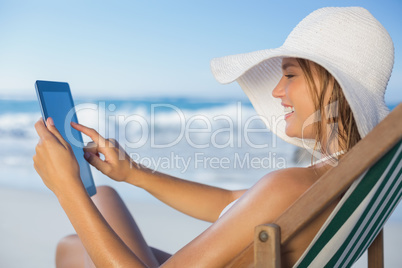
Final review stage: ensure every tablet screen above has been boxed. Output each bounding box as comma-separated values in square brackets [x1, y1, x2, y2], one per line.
[36, 81, 96, 196]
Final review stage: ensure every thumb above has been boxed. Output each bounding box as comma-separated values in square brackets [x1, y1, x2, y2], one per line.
[84, 151, 110, 174]
[46, 117, 69, 148]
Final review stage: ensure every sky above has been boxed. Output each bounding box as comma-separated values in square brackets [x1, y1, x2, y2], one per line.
[0, 0, 401, 103]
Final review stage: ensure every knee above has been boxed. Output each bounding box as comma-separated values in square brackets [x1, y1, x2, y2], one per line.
[92, 186, 122, 206]
[95, 185, 118, 197]
[56, 234, 84, 267]
[56, 234, 80, 255]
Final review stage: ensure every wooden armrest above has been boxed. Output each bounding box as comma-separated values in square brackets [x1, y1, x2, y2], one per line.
[225, 104, 402, 267]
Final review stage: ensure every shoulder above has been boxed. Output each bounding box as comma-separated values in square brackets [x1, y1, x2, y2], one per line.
[233, 167, 320, 224]
[260, 167, 319, 192]
[251, 167, 320, 207]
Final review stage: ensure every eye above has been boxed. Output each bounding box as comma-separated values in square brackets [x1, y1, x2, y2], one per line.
[285, 74, 295, 79]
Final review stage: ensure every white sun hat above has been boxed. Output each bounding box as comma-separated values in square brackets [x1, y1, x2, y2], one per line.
[210, 7, 394, 150]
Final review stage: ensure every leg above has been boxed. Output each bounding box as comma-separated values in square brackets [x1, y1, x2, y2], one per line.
[56, 185, 171, 267]
[91, 185, 160, 267]
[56, 236, 172, 268]
[55, 234, 86, 268]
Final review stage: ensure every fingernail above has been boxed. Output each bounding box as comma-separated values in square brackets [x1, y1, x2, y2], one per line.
[71, 121, 77, 125]
[48, 117, 55, 126]
[84, 152, 91, 159]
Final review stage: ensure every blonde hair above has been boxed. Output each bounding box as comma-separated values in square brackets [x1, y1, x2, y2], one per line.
[296, 58, 361, 161]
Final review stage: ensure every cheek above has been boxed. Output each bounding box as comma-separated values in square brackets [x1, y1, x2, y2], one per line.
[297, 99, 317, 136]
[289, 89, 315, 118]
[301, 98, 316, 118]
[288, 87, 317, 138]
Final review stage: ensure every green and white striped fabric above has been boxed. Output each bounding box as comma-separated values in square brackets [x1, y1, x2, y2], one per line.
[295, 141, 402, 267]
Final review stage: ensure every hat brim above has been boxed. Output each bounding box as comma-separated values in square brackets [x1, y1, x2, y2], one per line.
[210, 47, 285, 84]
[211, 47, 319, 150]
[210, 46, 390, 152]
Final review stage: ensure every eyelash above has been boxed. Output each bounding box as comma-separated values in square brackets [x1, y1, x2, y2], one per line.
[285, 75, 295, 79]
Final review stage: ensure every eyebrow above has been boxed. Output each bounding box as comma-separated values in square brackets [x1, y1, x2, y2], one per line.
[282, 62, 298, 70]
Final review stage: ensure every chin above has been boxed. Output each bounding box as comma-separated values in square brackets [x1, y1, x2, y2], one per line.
[285, 127, 301, 138]
[286, 123, 314, 139]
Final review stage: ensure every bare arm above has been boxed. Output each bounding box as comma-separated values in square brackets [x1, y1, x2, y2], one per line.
[72, 122, 246, 222]
[58, 186, 147, 267]
[127, 168, 246, 222]
[161, 168, 309, 267]
[34, 118, 311, 267]
[33, 118, 146, 267]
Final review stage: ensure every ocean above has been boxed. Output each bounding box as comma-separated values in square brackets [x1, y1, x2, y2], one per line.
[0, 98, 400, 221]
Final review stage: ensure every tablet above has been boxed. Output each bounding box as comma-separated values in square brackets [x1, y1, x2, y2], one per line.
[35, 80, 97, 196]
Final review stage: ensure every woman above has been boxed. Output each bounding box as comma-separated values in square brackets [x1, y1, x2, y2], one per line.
[33, 7, 394, 267]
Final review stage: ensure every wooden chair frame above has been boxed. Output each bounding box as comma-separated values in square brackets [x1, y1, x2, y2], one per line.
[226, 104, 402, 268]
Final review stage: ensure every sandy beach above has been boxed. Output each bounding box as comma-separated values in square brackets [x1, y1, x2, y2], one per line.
[0, 186, 401, 268]
[0, 186, 211, 268]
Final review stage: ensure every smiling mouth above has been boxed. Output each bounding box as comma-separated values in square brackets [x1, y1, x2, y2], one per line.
[284, 105, 295, 119]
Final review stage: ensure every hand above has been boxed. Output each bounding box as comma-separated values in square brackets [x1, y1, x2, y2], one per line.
[71, 122, 137, 183]
[33, 118, 83, 196]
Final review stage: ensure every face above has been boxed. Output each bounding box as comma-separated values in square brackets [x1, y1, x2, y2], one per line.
[272, 58, 317, 139]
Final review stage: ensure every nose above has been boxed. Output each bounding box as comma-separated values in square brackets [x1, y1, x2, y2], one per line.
[272, 76, 286, 99]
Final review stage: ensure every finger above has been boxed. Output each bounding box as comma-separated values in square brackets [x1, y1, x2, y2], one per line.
[71, 122, 106, 147]
[46, 117, 69, 148]
[106, 138, 118, 148]
[108, 138, 117, 145]
[33, 160, 40, 174]
[84, 151, 110, 174]
[83, 141, 100, 156]
[33, 154, 42, 174]
[34, 118, 55, 141]
[84, 141, 97, 149]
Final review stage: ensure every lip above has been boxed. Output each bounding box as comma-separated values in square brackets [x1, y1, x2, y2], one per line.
[281, 103, 293, 107]
[282, 103, 294, 120]
[284, 111, 294, 120]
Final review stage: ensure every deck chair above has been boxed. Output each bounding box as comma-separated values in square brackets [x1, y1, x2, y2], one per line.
[226, 103, 402, 268]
